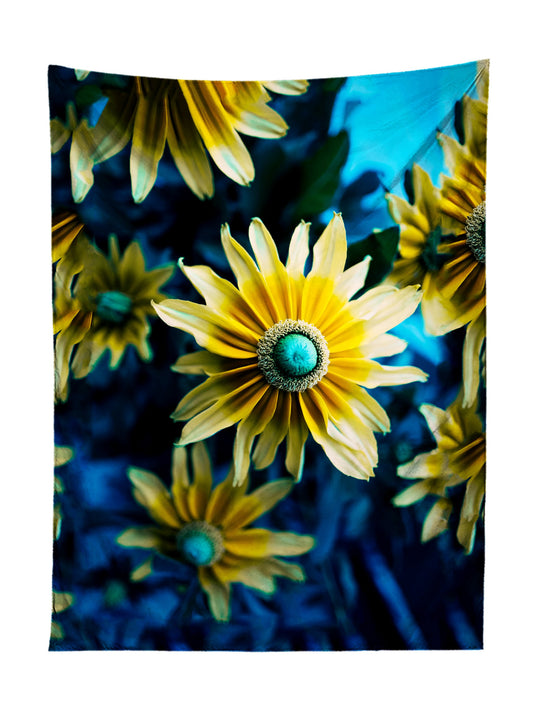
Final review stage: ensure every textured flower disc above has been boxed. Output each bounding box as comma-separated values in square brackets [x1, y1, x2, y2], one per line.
[95, 290, 132, 323]
[465, 201, 486, 263]
[257, 319, 329, 392]
[176, 521, 224, 566]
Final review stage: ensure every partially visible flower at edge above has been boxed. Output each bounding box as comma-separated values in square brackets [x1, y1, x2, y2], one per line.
[393, 388, 485, 554]
[153, 212, 427, 485]
[53, 445, 74, 540]
[54, 75, 309, 203]
[50, 591, 74, 640]
[117, 442, 315, 622]
[54, 234, 174, 402]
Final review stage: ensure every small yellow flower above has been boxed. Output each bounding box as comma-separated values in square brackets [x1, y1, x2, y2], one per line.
[117, 443, 315, 622]
[153, 213, 427, 484]
[393, 389, 485, 554]
[54, 235, 174, 401]
[74, 77, 308, 202]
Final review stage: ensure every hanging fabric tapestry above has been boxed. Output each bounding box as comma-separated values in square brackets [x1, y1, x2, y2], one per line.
[49, 59, 488, 650]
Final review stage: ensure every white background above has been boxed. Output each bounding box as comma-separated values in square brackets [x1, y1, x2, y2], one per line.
[1, 2, 531, 709]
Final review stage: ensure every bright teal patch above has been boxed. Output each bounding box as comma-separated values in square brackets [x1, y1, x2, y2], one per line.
[274, 333, 318, 377]
[96, 291, 132, 324]
[179, 531, 216, 566]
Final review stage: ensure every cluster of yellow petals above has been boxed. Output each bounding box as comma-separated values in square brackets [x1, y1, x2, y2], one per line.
[51, 77, 308, 203]
[393, 390, 485, 554]
[117, 442, 314, 622]
[153, 213, 427, 485]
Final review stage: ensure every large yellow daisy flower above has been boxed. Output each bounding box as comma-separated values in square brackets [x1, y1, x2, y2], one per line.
[67, 77, 308, 203]
[393, 388, 485, 554]
[54, 235, 174, 401]
[153, 213, 427, 485]
[117, 442, 314, 622]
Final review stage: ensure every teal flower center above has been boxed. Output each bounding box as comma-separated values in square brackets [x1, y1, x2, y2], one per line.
[257, 319, 329, 392]
[465, 201, 486, 263]
[95, 290, 132, 323]
[273, 333, 318, 377]
[176, 521, 224, 567]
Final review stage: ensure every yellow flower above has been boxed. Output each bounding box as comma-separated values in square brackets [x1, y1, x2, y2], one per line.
[153, 213, 427, 485]
[54, 235, 174, 401]
[117, 443, 315, 622]
[78, 78, 308, 203]
[50, 102, 96, 202]
[393, 389, 485, 554]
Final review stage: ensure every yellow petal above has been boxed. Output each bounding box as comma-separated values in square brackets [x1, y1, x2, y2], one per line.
[116, 526, 166, 549]
[220, 224, 278, 329]
[462, 310, 486, 408]
[130, 83, 169, 203]
[263, 80, 309, 95]
[252, 391, 291, 469]
[286, 220, 310, 278]
[421, 498, 453, 541]
[248, 218, 290, 320]
[166, 83, 214, 199]
[204, 468, 247, 526]
[171, 366, 257, 421]
[329, 359, 427, 388]
[457, 471, 485, 554]
[198, 566, 230, 622]
[178, 378, 269, 446]
[152, 298, 258, 358]
[179, 80, 254, 186]
[232, 387, 278, 485]
[187, 441, 213, 520]
[222, 478, 293, 530]
[91, 86, 137, 163]
[128, 468, 180, 528]
[285, 396, 308, 480]
[172, 350, 231, 375]
[179, 259, 263, 335]
[170, 446, 193, 522]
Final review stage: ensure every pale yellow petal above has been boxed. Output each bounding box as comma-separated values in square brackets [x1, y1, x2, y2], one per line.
[128, 468, 181, 528]
[421, 498, 453, 541]
[198, 566, 230, 622]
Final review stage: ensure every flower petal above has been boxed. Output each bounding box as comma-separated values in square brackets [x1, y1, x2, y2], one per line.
[152, 298, 258, 358]
[198, 566, 230, 622]
[179, 80, 254, 186]
[166, 83, 214, 199]
[128, 468, 181, 528]
[130, 83, 169, 203]
[249, 218, 291, 320]
[116, 526, 167, 550]
[222, 478, 293, 530]
[421, 497, 453, 541]
[177, 378, 269, 446]
[462, 310, 486, 408]
[253, 391, 291, 470]
[232, 387, 279, 485]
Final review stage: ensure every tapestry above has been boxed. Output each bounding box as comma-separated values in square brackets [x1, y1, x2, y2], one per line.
[49, 60, 487, 651]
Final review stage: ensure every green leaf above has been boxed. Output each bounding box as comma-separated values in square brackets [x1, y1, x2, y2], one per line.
[346, 226, 400, 289]
[294, 130, 349, 218]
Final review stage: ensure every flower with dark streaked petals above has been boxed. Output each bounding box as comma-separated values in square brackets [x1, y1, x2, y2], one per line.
[117, 443, 314, 622]
[153, 213, 427, 485]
